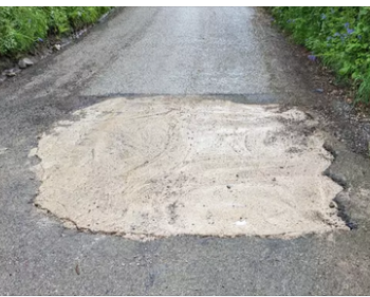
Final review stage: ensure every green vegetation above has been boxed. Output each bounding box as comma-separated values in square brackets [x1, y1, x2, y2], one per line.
[0, 7, 110, 57]
[270, 7, 370, 104]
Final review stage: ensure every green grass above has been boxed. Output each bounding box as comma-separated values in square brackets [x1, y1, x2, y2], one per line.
[270, 7, 370, 104]
[0, 7, 110, 57]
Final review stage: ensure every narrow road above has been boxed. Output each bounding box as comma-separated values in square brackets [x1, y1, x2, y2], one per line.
[1, 7, 370, 295]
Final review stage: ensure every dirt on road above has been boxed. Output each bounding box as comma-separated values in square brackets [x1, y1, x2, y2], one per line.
[32, 96, 345, 240]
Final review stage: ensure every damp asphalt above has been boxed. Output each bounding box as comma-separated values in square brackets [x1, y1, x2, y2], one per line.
[0, 7, 370, 295]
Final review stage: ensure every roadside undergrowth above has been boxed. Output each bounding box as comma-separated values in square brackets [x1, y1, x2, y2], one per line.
[0, 7, 111, 58]
[269, 7, 370, 105]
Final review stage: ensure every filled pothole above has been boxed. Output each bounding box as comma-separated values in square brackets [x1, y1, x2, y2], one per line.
[30, 96, 346, 240]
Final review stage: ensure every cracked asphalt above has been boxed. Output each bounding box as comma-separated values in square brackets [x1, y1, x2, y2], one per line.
[1, 7, 370, 295]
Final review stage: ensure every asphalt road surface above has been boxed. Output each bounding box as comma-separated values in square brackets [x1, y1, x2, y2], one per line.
[1, 7, 370, 295]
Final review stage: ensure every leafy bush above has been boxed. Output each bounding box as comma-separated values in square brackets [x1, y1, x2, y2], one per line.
[0, 7, 110, 57]
[270, 7, 370, 104]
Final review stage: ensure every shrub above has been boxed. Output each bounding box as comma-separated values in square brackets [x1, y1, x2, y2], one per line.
[270, 7, 370, 104]
[0, 7, 110, 57]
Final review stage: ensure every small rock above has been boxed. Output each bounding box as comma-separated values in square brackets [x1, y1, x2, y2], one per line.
[24, 57, 34, 67]
[2, 68, 20, 77]
[53, 44, 61, 51]
[18, 58, 33, 69]
[346, 222, 358, 230]
[329, 201, 335, 208]
[18, 59, 27, 69]
[314, 88, 324, 94]
[272, 177, 276, 182]
[226, 185, 231, 189]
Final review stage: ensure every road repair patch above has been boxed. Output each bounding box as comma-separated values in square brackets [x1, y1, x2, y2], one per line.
[30, 96, 346, 240]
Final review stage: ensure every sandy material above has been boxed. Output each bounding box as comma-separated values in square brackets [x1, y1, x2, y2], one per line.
[31, 96, 346, 240]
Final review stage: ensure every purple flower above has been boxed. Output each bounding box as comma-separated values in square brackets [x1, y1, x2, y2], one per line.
[308, 55, 316, 62]
[334, 32, 340, 37]
[37, 37, 44, 42]
[344, 23, 350, 28]
[347, 28, 354, 34]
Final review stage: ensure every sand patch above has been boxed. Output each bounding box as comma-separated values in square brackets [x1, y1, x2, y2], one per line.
[31, 96, 346, 240]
